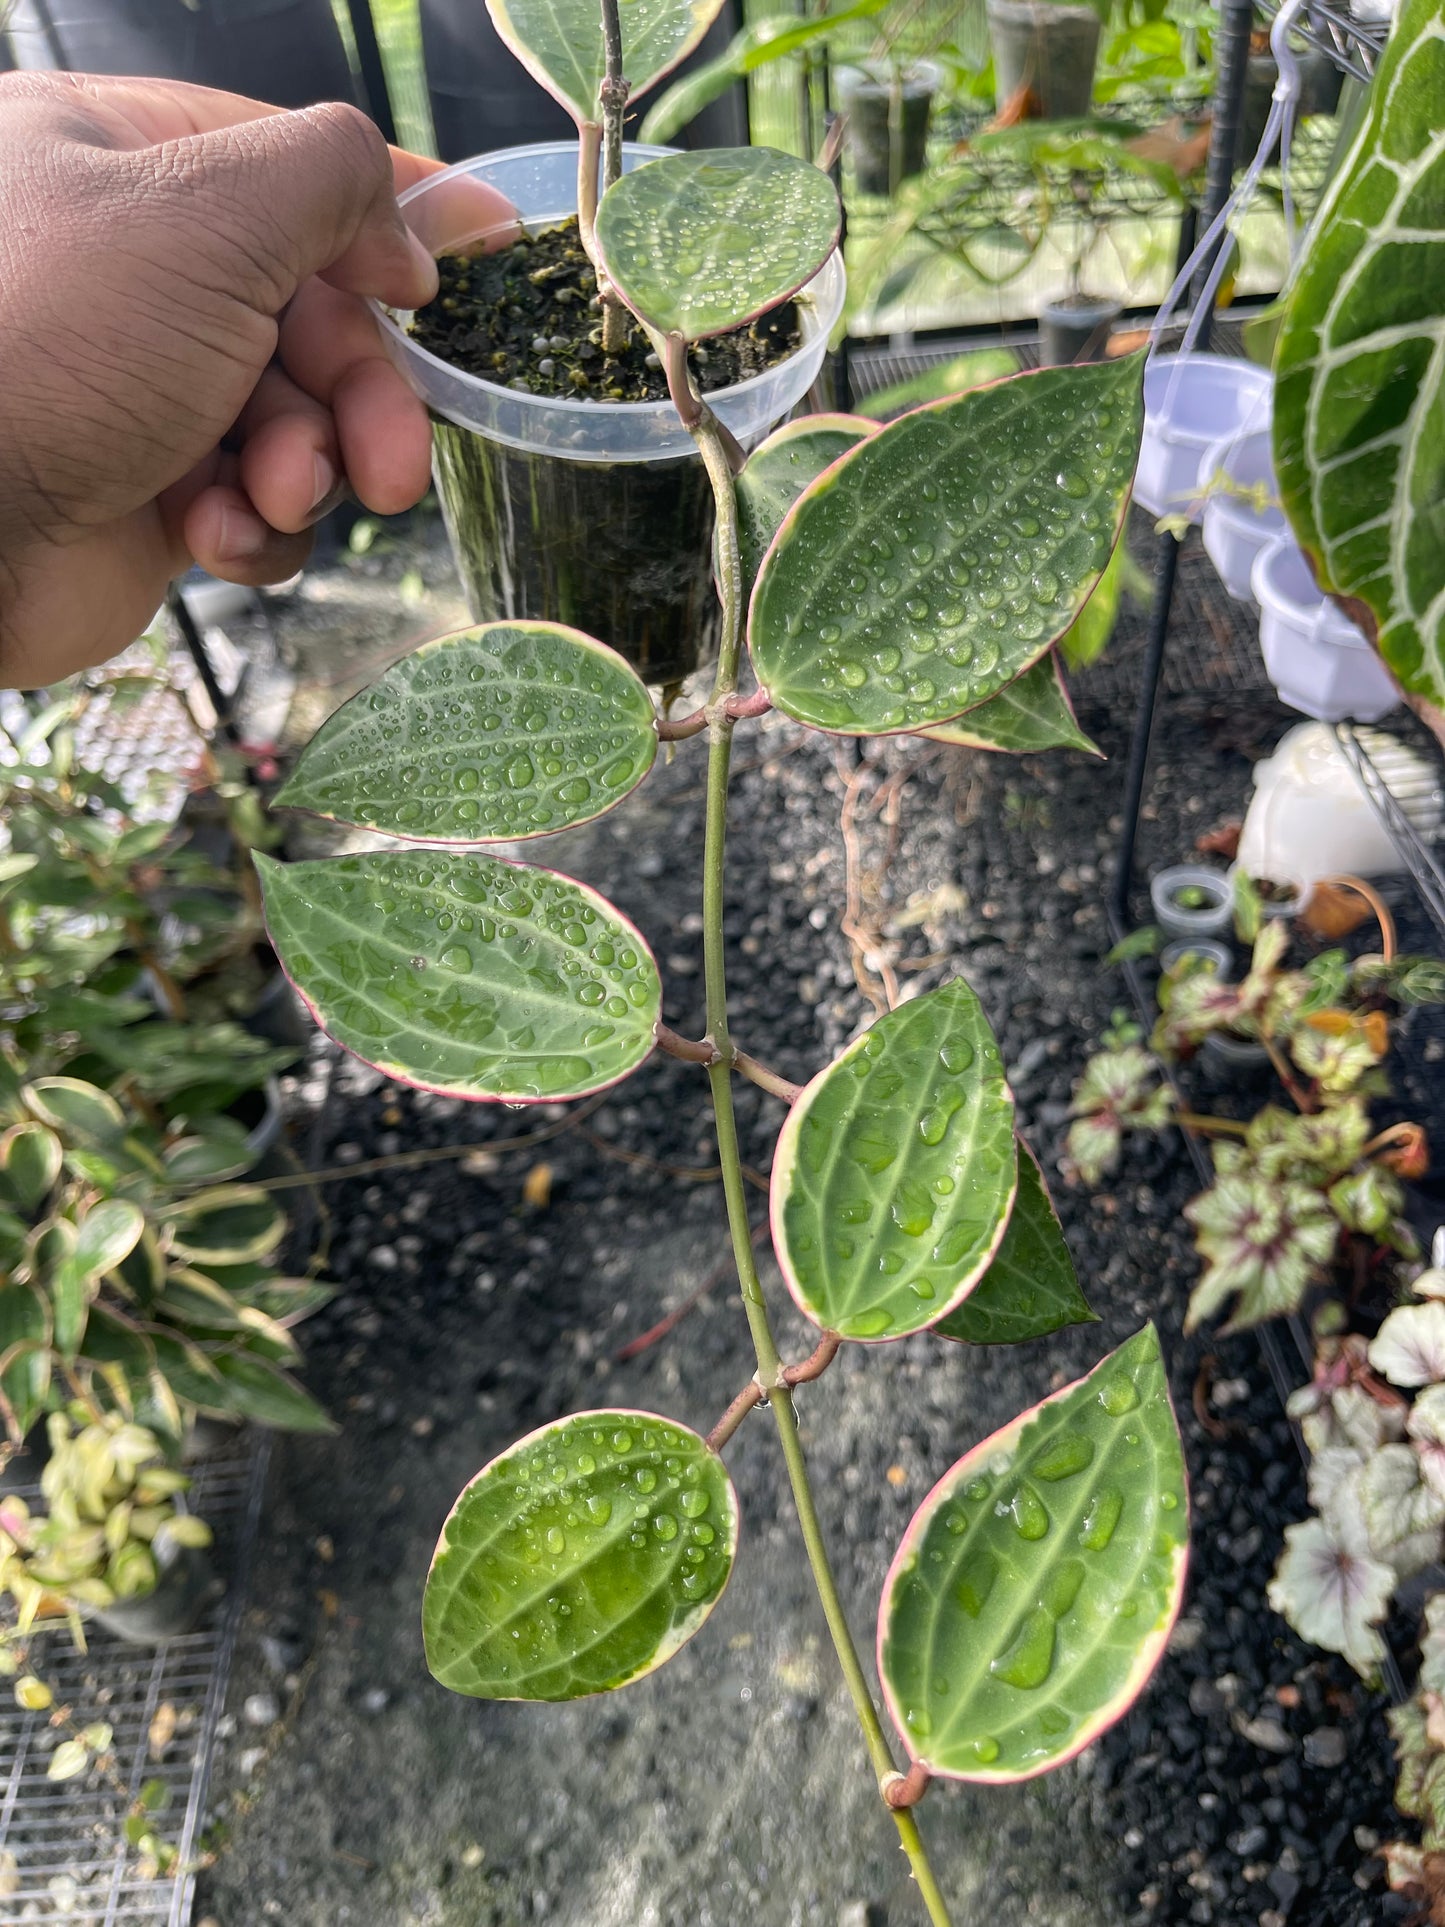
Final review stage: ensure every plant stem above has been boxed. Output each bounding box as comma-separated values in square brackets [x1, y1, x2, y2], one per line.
[688, 407, 954, 1927]
[733, 1049, 802, 1103]
[597, 0, 631, 356]
[1176, 1111, 1248, 1138]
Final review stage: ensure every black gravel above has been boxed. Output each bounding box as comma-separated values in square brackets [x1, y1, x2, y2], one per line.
[194, 523, 1418, 1926]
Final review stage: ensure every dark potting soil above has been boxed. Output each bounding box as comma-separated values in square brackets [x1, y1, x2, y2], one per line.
[409, 220, 801, 402]
[195, 533, 1415, 1926]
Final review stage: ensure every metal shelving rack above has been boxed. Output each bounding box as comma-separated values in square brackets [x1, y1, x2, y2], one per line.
[0, 1436, 270, 1926]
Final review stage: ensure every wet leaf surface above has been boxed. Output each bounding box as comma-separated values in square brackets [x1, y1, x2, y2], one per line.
[276, 624, 657, 845]
[256, 851, 661, 1102]
[933, 1142, 1097, 1345]
[771, 980, 1016, 1341]
[596, 148, 840, 341]
[878, 1325, 1188, 1780]
[750, 358, 1144, 733]
[424, 1409, 737, 1698]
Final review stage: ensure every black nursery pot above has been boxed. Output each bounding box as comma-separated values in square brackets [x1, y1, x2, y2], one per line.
[844, 67, 937, 196]
[377, 143, 846, 688]
[91, 1541, 221, 1646]
[1039, 292, 1122, 365]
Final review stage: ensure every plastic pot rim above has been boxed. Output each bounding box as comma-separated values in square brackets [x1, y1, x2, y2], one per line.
[370, 141, 847, 459]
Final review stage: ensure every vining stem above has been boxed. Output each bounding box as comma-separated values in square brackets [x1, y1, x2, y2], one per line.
[686, 403, 954, 1927]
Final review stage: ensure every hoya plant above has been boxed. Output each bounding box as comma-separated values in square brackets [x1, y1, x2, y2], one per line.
[1068, 923, 1440, 1330]
[255, 0, 1187, 1910]
[0, 1069, 333, 1454]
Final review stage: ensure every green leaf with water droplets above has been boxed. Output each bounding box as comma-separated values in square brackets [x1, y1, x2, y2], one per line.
[771, 980, 1016, 1342]
[736, 415, 879, 592]
[921, 654, 1100, 757]
[596, 148, 840, 342]
[933, 1142, 1097, 1346]
[256, 850, 661, 1102]
[424, 1409, 738, 1699]
[878, 1324, 1188, 1782]
[274, 624, 657, 844]
[1272, 0, 1445, 703]
[487, 0, 723, 124]
[749, 357, 1144, 734]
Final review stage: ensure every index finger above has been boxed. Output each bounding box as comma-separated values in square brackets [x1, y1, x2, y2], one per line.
[25, 71, 451, 199]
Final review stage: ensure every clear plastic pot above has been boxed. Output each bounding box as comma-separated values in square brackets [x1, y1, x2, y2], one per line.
[1159, 936, 1233, 977]
[1149, 863, 1234, 940]
[373, 143, 847, 686]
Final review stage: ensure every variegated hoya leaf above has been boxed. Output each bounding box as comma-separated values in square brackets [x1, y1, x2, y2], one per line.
[933, 1142, 1096, 1346]
[921, 654, 1101, 757]
[424, 1410, 737, 1698]
[878, 1325, 1188, 1780]
[595, 148, 840, 342]
[256, 851, 661, 1103]
[274, 623, 658, 845]
[750, 358, 1144, 734]
[771, 981, 1016, 1342]
[735, 415, 879, 592]
[487, 0, 723, 125]
[1272, 0, 1445, 702]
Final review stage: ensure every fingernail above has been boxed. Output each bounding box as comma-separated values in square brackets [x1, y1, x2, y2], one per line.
[216, 507, 267, 562]
[406, 229, 439, 300]
[311, 453, 338, 512]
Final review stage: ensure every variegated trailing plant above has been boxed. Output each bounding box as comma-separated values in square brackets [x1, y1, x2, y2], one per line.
[254, 0, 1188, 1913]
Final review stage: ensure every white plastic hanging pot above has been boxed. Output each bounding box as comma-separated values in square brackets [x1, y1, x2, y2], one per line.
[1135, 355, 1273, 520]
[1198, 427, 1287, 604]
[1251, 537, 1401, 723]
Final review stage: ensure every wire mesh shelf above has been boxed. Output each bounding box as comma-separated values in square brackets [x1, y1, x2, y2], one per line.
[1254, 0, 1391, 83]
[0, 1433, 269, 1927]
[1333, 721, 1445, 944]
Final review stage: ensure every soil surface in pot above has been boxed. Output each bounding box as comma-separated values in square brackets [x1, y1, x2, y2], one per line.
[195, 512, 1412, 1926]
[410, 220, 801, 401]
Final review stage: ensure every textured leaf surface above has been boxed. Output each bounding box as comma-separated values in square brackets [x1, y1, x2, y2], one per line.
[736, 416, 878, 592]
[934, 1143, 1097, 1345]
[596, 148, 839, 341]
[878, 1325, 1188, 1781]
[274, 624, 657, 844]
[921, 654, 1100, 757]
[750, 358, 1143, 733]
[771, 981, 1016, 1342]
[257, 851, 660, 1102]
[424, 1410, 737, 1699]
[487, 0, 722, 123]
[1273, 0, 1445, 702]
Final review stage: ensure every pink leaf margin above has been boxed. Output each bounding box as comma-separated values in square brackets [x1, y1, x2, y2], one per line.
[875, 1323, 1190, 1783]
[254, 848, 662, 1107]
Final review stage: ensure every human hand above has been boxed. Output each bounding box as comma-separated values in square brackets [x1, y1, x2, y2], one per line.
[0, 72, 516, 687]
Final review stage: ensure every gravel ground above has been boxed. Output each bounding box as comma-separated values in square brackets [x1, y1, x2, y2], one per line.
[192, 520, 1419, 1927]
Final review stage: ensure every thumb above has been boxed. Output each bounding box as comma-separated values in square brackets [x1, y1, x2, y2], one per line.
[132, 101, 437, 321]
